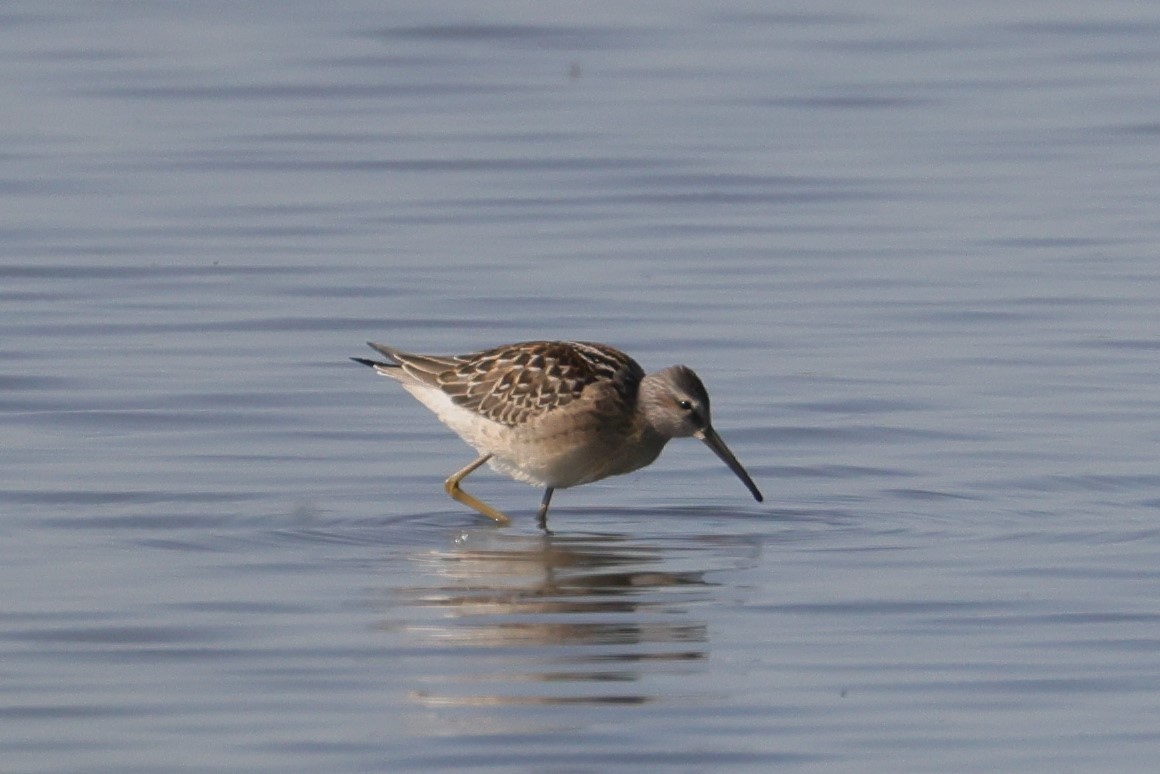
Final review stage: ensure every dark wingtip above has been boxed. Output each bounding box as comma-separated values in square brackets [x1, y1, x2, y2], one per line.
[351, 357, 379, 368]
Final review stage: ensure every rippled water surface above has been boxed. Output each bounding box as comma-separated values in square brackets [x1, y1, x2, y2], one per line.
[4, 1, 1160, 771]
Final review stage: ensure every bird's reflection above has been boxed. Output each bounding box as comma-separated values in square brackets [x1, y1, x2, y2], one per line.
[386, 527, 731, 708]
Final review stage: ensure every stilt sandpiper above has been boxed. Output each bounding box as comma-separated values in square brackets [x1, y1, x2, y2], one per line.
[353, 340, 763, 528]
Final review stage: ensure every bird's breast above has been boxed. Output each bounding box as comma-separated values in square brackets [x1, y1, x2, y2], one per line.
[492, 409, 668, 489]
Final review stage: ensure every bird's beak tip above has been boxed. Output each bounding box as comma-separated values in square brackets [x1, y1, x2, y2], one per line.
[696, 426, 763, 504]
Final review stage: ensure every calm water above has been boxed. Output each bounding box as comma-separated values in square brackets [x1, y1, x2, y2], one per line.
[4, 1, 1160, 771]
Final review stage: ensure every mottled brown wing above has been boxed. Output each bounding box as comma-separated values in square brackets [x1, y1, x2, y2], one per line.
[437, 341, 644, 427]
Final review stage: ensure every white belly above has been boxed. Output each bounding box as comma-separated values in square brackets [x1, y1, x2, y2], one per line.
[400, 380, 667, 489]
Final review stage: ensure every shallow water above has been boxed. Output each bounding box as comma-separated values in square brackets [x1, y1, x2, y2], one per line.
[4, 1, 1160, 771]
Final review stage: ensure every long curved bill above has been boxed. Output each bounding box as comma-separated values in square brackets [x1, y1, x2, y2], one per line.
[695, 426, 764, 502]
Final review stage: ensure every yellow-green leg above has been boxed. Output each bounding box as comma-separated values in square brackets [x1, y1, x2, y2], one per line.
[444, 454, 511, 525]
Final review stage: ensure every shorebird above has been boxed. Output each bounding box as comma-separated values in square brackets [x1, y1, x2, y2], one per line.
[353, 340, 763, 528]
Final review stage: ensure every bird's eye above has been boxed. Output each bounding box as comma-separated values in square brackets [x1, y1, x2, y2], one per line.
[678, 400, 693, 411]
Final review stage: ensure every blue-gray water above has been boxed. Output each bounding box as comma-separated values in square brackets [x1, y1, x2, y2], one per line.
[4, 2, 1160, 771]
